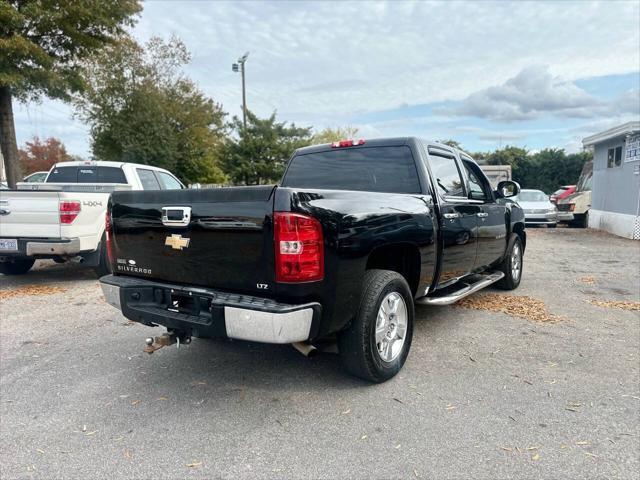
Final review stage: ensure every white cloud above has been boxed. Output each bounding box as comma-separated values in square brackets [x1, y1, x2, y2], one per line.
[10, 0, 640, 155]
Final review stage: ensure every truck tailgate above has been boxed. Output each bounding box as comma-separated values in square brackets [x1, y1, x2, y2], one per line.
[109, 186, 276, 294]
[0, 191, 61, 238]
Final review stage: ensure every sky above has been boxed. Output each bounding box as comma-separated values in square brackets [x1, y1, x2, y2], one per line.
[13, 0, 640, 158]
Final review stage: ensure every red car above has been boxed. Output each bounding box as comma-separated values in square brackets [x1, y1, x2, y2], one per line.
[550, 185, 576, 204]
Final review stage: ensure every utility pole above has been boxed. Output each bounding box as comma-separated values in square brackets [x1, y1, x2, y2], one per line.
[232, 52, 249, 130]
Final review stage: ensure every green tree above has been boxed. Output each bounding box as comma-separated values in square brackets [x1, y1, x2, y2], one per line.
[223, 110, 312, 185]
[311, 126, 359, 145]
[439, 139, 463, 150]
[0, 0, 141, 188]
[75, 36, 227, 184]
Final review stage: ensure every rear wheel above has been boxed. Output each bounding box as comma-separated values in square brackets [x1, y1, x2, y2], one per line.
[338, 270, 414, 383]
[548, 223, 557, 228]
[0, 258, 35, 275]
[496, 234, 523, 290]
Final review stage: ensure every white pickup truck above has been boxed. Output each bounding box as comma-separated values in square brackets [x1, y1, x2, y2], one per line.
[0, 160, 183, 275]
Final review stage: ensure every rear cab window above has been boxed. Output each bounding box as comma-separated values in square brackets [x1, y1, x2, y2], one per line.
[46, 166, 127, 183]
[281, 146, 421, 194]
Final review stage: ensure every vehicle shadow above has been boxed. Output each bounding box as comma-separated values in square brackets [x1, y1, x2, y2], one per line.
[109, 302, 454, 400]
[1, 260, 98, 287]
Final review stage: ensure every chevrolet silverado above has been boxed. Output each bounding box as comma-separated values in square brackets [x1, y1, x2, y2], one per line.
[100, 138, 525, 382]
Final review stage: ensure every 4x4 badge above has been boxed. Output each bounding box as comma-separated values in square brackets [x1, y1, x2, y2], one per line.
[165, 234, 190, 250]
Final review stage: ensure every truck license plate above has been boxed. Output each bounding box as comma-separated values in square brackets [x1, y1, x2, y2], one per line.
[0, 239, 18, 251]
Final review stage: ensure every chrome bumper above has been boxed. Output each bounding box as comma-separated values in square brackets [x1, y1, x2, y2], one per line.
[25, 238, 81, 256]
[557, 211, 574, 222]
[524, 212, 557, 224]
[100, 279, 315, 344]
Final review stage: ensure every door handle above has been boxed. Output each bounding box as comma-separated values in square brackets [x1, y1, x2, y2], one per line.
[443, 213, 460, 219]
[477, 212, 489, 218]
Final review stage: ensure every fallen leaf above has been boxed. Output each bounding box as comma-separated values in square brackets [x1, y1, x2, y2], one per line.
[341, 408, 351, 415]
[361, 435, 368, 440]
[455, 293, 562, 322]
[186, 461, 202, 468]
[157, 396, 168, 401]
[576, 441, 590, 446]
[124, 449, 133, 460]
[395, 444, 401, 449]
[393, 398, 404, 404]
[445, 404, 456, 411]
[131, 400, 140, 406]
[501, 447, 513, 452]
[588, 299, 640, 311]
[84, 430, 98, 436]
[36, 449, 45, 454]
[585, 452, 598, 458]
[532, 453, 540, 461]
[0, 285, 66, 302]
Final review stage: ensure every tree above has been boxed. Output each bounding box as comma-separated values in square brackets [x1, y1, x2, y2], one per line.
[311, 126, 359, 145]
[223, 110, 312, 185]
[439, 139, 463, 150]
[18, 136, 70, 175]
[0, 0, 141, 188]
[75, 36, 227, 184]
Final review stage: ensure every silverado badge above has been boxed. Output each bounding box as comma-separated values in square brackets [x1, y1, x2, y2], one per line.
[165, 234, 190, 250]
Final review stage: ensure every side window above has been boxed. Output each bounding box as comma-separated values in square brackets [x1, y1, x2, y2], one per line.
[137, 169, 161, 190]
[428, 153, 465, 197]
[615, 146, 622, 166]
[463, 161, 490, 201]
[157, 171, 183, 190]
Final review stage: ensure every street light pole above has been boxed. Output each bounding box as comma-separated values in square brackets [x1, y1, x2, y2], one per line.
[232, 52, 249, 130]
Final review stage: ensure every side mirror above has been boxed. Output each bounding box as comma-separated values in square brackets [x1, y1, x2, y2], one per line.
[496, 180, 520, 198]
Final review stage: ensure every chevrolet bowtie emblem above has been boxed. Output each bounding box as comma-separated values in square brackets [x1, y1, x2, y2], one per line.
[165, 234, 190, 250]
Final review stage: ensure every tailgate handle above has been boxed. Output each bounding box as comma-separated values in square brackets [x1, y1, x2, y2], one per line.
[162, 206, 191, 227]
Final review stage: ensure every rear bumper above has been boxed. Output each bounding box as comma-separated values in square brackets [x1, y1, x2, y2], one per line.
[0, 237, 81, 257]
[100, 274, 321, 344]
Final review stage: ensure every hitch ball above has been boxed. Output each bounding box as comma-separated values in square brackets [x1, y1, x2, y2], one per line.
[145, 337, 154, 346]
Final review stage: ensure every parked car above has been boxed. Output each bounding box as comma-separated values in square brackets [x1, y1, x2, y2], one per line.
[514, 189, 557, 227]
[557, 161, 592, 228]
[100, 138, 526, 382]
[550, 185, 576, 204]
[22, 171, 48, 183]
[0, 161, 183, 276]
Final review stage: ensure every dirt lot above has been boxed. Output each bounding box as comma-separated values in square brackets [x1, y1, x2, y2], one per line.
[1, 228, 639, 479]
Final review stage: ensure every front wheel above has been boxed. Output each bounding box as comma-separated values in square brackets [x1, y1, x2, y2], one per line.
[0, 258, 35, 275]
[338, 270, 414, 383]
[496, 234, 523, 290]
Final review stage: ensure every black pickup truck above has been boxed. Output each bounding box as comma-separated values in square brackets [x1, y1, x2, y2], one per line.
[100, 138, 525, 382]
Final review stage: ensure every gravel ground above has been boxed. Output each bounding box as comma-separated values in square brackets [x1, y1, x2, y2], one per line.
[1, 228, 639, 479]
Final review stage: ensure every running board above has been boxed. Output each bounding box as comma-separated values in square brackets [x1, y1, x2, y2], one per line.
[416, 272, 505, 306]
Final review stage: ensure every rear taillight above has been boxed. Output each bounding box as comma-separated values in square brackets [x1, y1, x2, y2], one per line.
[105, 212, 114, 264]
[331, 138, 365, 148]
[274, 212, 324, 283]
[59, 201, 81, 224]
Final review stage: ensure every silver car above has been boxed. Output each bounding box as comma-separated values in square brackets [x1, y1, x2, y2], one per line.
[514, 189, 557, 227]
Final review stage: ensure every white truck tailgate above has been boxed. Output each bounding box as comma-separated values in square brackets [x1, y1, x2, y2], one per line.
[0, 191, 61, 238]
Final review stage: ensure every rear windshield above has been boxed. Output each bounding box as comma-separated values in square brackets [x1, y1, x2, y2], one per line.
[46, 166, 127, 184]
[517, 191, 548, 202]
[282, 146, 421, 194]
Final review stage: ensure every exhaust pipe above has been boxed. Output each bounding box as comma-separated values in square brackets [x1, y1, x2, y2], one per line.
[292, 342, 318, 358]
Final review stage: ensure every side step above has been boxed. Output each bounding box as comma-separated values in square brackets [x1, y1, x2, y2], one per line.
[416, 272, 505, 306]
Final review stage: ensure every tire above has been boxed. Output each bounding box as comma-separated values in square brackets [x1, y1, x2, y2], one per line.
[0, 258, 35, 275]
[548, 223, 557, 228]
[93, 235, 112, 278]
[338, 269, 414, 383]
[495, 234, 523, 290]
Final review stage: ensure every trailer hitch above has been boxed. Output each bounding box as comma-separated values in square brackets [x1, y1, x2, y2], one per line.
[143, 331, 191, 354]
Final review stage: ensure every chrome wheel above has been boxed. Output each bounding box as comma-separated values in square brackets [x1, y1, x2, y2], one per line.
[511, 243, 522, 281]
[375, 292, 408, 363]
